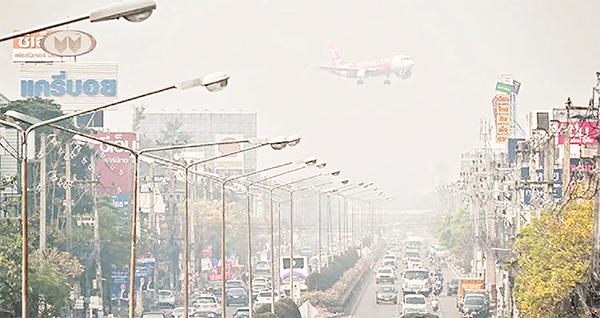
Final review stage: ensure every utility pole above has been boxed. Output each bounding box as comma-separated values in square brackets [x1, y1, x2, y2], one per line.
[65, 142, 72, 248]
[39, 133, 47, 253]
[92, 155, 103, 314]
[562, 127, 570, 202]
[317, 193, 322, 273]
[337, 197, 341, 252]
[544, 134, 555, 203]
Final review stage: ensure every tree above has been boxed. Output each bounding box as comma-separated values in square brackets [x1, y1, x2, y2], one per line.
[132, 104, 147, 132]
[512, 199, 592, 318]
[0, 220, 84, 318]
[438, 208, 473, 272]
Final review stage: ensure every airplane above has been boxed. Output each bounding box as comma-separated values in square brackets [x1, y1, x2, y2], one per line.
[310, 44, 415, 85]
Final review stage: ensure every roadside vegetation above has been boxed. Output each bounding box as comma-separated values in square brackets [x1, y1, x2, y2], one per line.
[438, 208, 473, 272]
[512, 199, 592, 318]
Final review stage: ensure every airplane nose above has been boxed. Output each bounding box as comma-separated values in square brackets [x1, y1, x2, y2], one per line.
[408, 59, 415, 68]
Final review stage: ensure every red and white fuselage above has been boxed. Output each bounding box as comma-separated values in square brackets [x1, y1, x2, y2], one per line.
[311, 44, 415, 85]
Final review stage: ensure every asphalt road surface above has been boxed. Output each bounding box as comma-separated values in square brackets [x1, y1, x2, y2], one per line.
[350, 261, 463, 318]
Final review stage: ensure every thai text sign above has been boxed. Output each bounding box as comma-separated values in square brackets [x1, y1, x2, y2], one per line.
[12, 30, 61, 62]
[19, 63, 118, 112]
[493, 94, 511, 143]
[557, 122, 599, 145]
[94, 132, 137, 196]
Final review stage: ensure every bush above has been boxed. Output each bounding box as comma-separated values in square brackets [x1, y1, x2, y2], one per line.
[307, 249, 359, 291]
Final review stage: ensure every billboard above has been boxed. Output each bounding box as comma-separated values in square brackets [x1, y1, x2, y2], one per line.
[557, 122, 599, 145]
[110, 267, 129, 300]
[94, 132, 137, 196]
[493, 94, 511, 143]
[110, 258, 155, 300]
[19, 63, 118, 112]
[12, 30, 62, 63]
[215, 134, 245, 170]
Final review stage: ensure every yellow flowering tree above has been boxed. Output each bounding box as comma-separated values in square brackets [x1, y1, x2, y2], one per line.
[513, 199, 593, 318]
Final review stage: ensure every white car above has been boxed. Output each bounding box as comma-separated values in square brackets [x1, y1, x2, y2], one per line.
[402, 306, 428, 316]
[170, 307, 195, 318]
[382, 254, 397, 265]
[193, 294, 221, 314]
[158, 290, 176, 308]
[256, 290, 279, 303]
[375, 266, 396, 284]
[403, 294, 427, 314]
[252, 277, 270, 287]
[406, 258, 423, 269]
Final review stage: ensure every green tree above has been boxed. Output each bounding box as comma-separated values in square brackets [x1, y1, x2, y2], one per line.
[512, 199, 592, 318]
[438, 208, 473, 272]
[0, 220, 84, 317]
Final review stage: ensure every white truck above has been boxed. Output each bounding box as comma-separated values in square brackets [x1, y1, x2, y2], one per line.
[402, 268, 431, 295]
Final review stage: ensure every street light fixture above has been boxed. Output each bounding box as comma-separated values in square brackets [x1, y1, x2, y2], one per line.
[0, 0, 157, 42]
[1, 73, 227, 318]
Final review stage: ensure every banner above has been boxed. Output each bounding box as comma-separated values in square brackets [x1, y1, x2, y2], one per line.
[493, 94, 511, 143]
[94, 132, 138, 195]
[110, 258, 155, 300]
[557, 122, 599, 145]
[110, 267, 129, 300]
[135, 258, 155, 291]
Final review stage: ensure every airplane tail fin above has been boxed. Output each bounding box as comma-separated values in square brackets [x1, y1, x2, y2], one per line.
[329, 43, 344, 66]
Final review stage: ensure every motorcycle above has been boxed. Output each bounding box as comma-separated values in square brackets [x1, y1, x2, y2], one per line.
[432, 281, 443, 296]
[431, 298, 439, 312]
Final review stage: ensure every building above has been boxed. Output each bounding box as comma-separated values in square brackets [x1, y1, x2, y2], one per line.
[136, 112, 258, 174]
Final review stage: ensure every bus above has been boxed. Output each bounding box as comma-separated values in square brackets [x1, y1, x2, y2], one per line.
[279, 256, 309, 284]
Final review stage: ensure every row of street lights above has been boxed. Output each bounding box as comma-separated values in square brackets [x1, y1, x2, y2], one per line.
[0, 71, 229, 317]
[1, 4, 392, 317]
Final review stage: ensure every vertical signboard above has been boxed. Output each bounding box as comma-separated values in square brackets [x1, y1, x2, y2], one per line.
[111, 267, 129, 300]
[110, 258, 155, 300]
[215, 134, 244, 170]
[135, 258, 155, 291]
[94, 132, 138, 196]
[493, 94, 511, 143]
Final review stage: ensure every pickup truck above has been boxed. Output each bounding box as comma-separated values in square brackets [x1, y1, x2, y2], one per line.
[456, 277, 485, 309]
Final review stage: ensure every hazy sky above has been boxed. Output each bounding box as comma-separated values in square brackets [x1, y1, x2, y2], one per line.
[1, 0, 599, 208]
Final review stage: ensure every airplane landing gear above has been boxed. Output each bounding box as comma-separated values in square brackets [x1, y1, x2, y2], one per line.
[384, 79, 391, 85]
[357, 79, 364, 85]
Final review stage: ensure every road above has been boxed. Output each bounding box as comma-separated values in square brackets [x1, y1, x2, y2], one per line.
[350, 262, 463, 318]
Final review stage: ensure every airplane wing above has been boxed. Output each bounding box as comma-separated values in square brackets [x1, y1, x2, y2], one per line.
[309, 64, 377, 78]
[307, 64, 377, 73]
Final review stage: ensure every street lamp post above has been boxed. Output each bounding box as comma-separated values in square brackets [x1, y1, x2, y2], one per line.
[0, 0, 157, 42]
